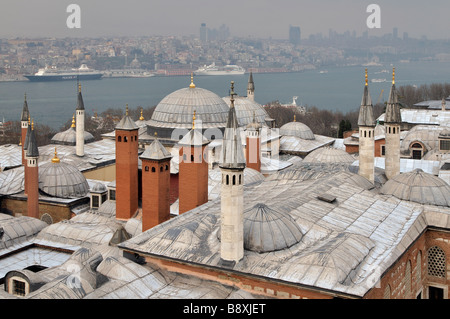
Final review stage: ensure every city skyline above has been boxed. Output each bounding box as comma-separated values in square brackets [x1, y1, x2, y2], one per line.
[0, 0, 449, 40]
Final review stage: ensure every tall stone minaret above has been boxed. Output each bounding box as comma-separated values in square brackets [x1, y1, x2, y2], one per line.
[20, 93, 30, 166]
[219, 81, 246, 264]
[358, 69, 375, 183]
[25, 120, 39, 219]
[76, 82, 85, 157]
[384, 68, 402, 179]
[115, 105, 139, 220]
[247, 71, 255, 101]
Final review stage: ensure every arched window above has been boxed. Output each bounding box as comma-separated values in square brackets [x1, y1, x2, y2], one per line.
[124, 136, 128, 142]
[118, 136, 122, 142]
[416, 251, 422, 285]
[226, 175, 229, 185]
[145, 166, 149, 172]
[383, 285, 391, 299]
[160, 166, 163, 172]
[411, 142, 424, 160]
[165, 165, 169, 171]
[232, 175, 236, 185]
[239, 174, 242, 185]
[427, 246, 446, 278]
[151, 167, 156, 173]
[405, 260, 412, 296]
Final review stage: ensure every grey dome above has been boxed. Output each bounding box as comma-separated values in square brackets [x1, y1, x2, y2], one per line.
[303, 147, 355, 164]
[280, 121, 315, 140]
[148, 87, 230, 130]
[51, 127, 94, 146]
[90, 181, 107, 193]
[380, 169, 450, 207]
[243, 203, 303, 253]
[222, 96, 269, 127]
[39, 161, 89, 198]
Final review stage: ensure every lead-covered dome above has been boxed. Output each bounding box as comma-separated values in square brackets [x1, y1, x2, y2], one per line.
[243, 203, 303, 253]
[280, 121, 315, 140]
[147, 85, 230, 140]
[380, 169, 450, 207]
[303, 146, 355, 163]
[51, 127, 94, 146]
[222, 96, 269, 127]
[39, 156, 89, 199]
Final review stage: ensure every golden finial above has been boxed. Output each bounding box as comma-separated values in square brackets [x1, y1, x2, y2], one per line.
[78, 82, 81, 93]
[365, 68, 368, 86]
[28, 115, 31, 125]
[51, 147, 60, 163]
[139, 108, 144, 121]
[392, 67, 395, 85]
[31, 119, 34, 130]
[154, 132, 158, 138]
[192, 110, 196, 129]
[189, 73, 196, 88]
[294, 114, 296, 122]
[71, 114, 76, 128]
[125, 104, 129, 116]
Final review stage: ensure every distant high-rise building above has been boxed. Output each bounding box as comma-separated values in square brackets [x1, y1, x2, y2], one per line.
[393, 27, 398, 39]
[200, 23, 207, 43]
[289, 25, 301, 46]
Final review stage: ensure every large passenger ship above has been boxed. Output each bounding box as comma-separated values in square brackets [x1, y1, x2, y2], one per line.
[194, 63, 245, 76]
[24, 64, 103, 82]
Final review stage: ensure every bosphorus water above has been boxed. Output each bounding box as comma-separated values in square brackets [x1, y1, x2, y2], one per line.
[0, 60, 449, 130]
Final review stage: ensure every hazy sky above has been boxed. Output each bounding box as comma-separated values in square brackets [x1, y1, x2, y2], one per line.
[1, 0, 449, 40]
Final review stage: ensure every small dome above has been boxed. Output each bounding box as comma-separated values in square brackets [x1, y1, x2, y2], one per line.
[90, 181, 107, 193]
[222, 96, 269, 127]
[280, 121, 315, 140]
[243, 203, 303, 253]
[380, 169, 450, 206]
[303, 147, 355, 164]
[39, 160, 89, 198]
[51, 127, 94, 146]
[439, 128, 450, 138]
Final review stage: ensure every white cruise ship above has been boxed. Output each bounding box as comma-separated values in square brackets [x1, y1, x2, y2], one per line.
[194, 63, 245, 76]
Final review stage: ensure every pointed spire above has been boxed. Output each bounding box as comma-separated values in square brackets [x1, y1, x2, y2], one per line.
[24, 116, 31, 151]
[358, 69, 375, 127]
[76, 82, 85, 110]
[51, 147, 60, 163]
[26, 119, 39, 158]
[385, 67, 401, 124]
[21, 92, 30, 122]
[116, 104, 138, 130]
[220, 81, 246, 170]
[189, 73, 196, 88]
[247, 71, 254, 91]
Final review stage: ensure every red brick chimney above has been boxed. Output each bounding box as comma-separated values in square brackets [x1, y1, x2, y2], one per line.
[140, 135, 172, 231]
[115, 105, 139, 221]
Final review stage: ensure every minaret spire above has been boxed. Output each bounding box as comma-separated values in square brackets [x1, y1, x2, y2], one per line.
[247, 71, 255, 101]
[76, 82, 85, 156]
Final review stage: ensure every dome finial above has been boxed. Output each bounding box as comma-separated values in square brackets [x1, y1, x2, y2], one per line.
[24, 92, 27, 101]
[192, 110, 196, 129]
[78, 81, 81, 93]
[230, 81, 236, 107]
[52, 147, 60, 163]
[139, 108, 144, 121]
[365, 68, 368, 86]
[189, 73, 196, 88]
[392, 67, 395, 85]
[125, 104, 129, 116]
[31, 119, 34, 130]
[294, 114, 296, 122]
[71, 114, 76, 128]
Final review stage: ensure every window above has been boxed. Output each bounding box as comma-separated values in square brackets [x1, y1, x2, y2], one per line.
[226, 175, 229, 185]
[109, 189, 116, 201]
[427, 246, 446, 278]
[440, 140, 450, 151]
[381, 145, 385, 156]
[165, 165, 169, 171]
[383, 285, 391, 299]
[118, 136, 122, 142]
[160, 166, 163, 172]
[92, 195, 100, 208]
[124, 136, 128, 142]
[145, 166, 149, 172]
[232, 175, 236, 185]
[405, 261, 412, 296]
[151, 167, 156, 172]
[12, 279, 26, 297]
[429, 286, 445, 299]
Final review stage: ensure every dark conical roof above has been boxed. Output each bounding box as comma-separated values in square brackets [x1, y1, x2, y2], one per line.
[76, 83, 85, 110]
[219, 82, 246, 170]
[385, 69, 402, 124]
[247, 72, 254, 91]
[358, 81, 375, 127]
[21, 94, 30, 122]
[26, 122, 39, 158]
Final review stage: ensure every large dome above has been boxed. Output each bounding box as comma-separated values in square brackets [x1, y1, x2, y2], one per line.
[38, 157, 89, 199]
[380, 169, 450, 207]
[222, 96, 269, 127]
[147, 85, 230, 139]
[303, 147, 355, 164]
[51, 127, 94, 146]
[280, 121, 315, 140]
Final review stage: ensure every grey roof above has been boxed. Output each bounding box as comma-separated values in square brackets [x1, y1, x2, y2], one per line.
[147, 87, 230, 130]
[400, 125, 448, 155]
[115, 110, 138, 131]
[384, 83, 402, 124]
[242, 203, 303, 253]
[247, 71, 254, 91]
[358, 85, 375, 127]
[121, 168, 434, 297]
[0, 213, 48, 251]
[280, 134, 335, 155]
[380, 169, 450, 207]
[219, 97, 246, 170]
[303, 146, 356, 164]
[140, 138, 172, 161]
[51, 127, 94, 145]
[23, 124, 31, 151]
[280, 121, 315, 140]
[378, 109, 450, 126]
[38, 161, 90, 198]
[76, 89, 85, 110]
[178, 129, 210, 146]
